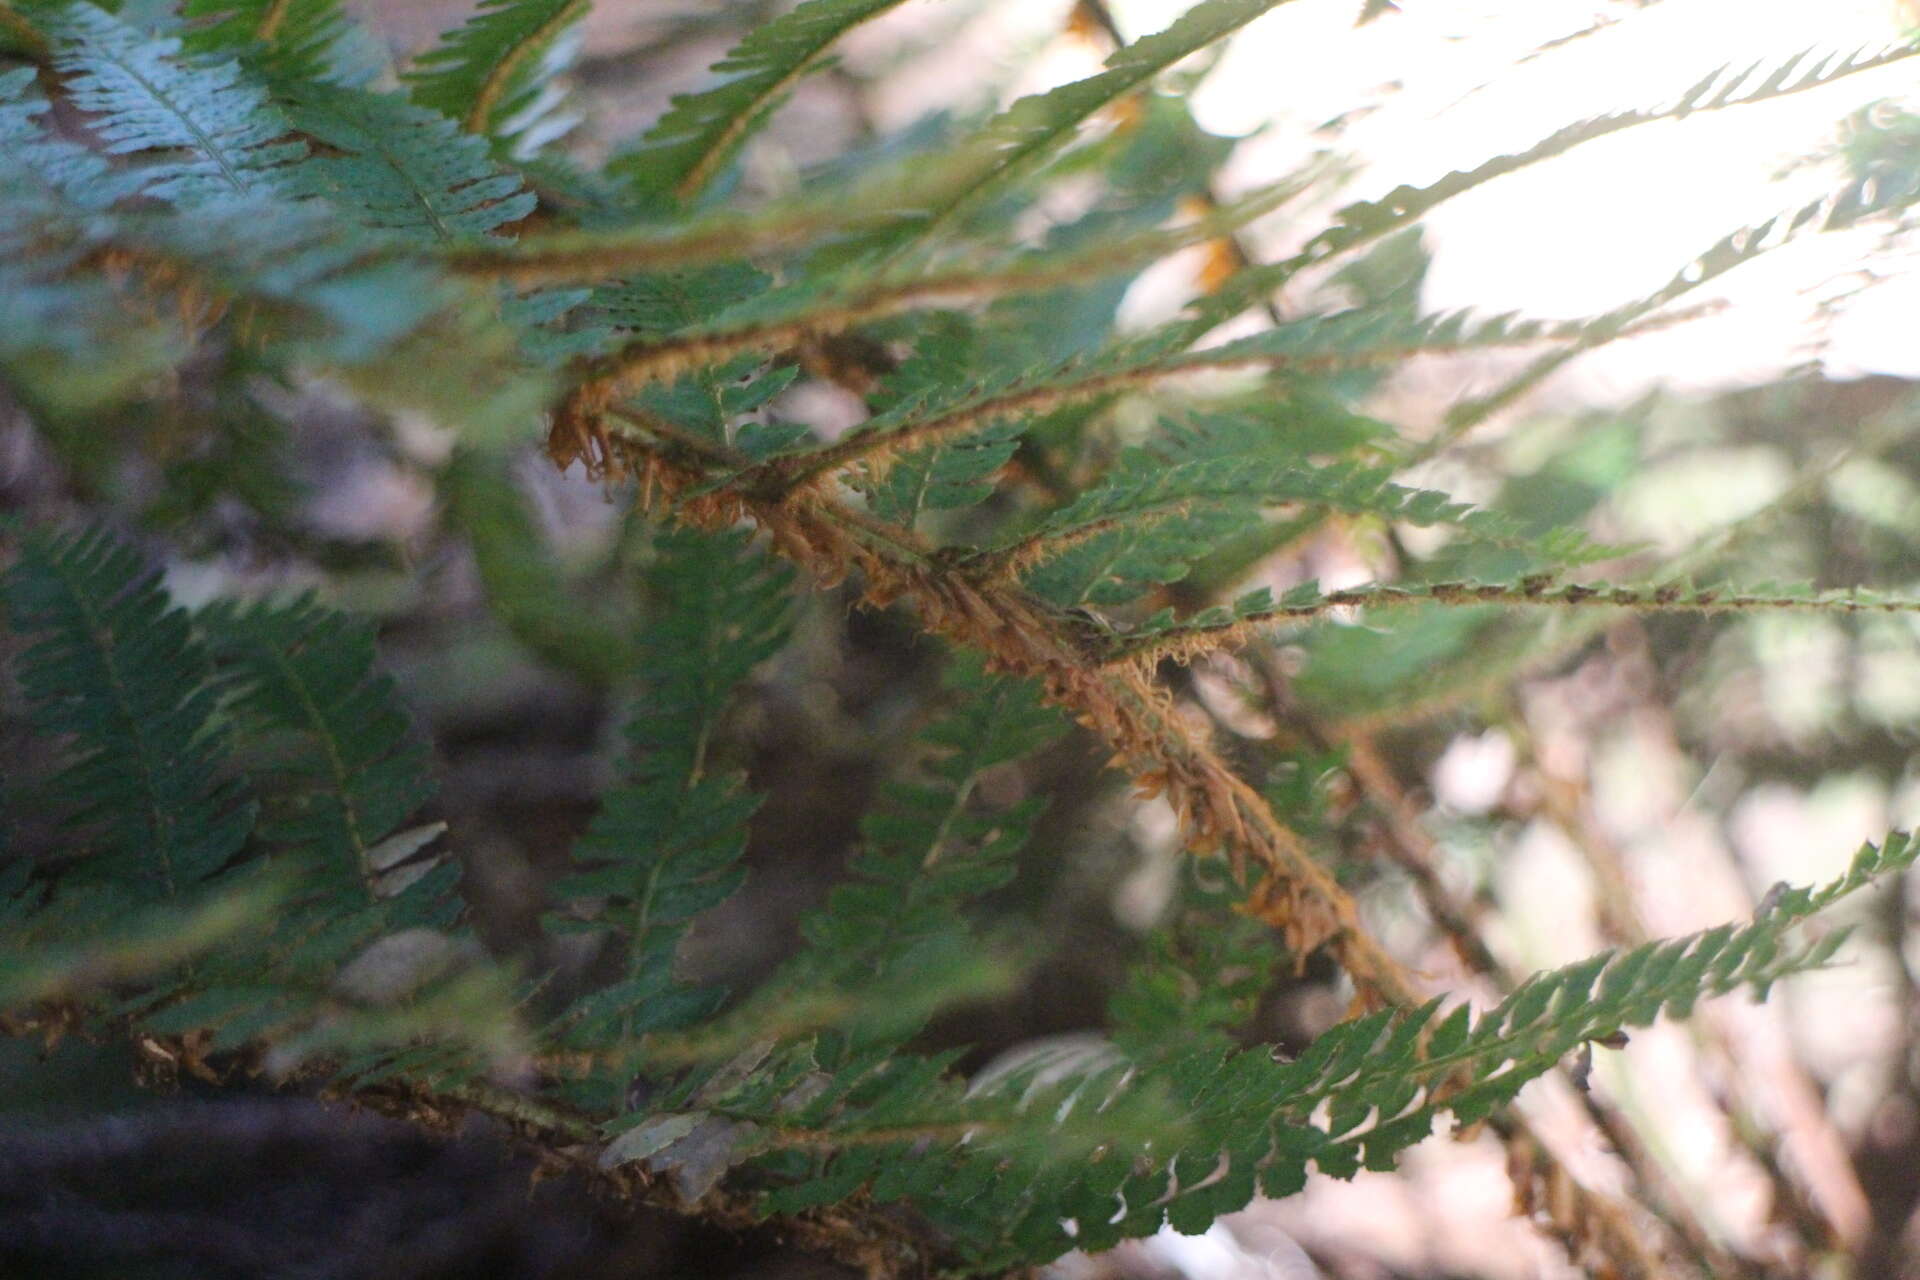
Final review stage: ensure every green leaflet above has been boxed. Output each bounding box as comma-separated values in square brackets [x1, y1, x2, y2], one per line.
[0, 873, 286, 1008]
[0, 64, 181, 408]
[547, 528, 793, 1046]
[889, 0, 1302, 250]
[281, 82, 537, 241]
[181, 0, 360, 83]
[796, 658, 1066, 1004]
[53, 2, 309, 203]
[1107, 855, 1280, 1054]
[1, 524, 255, 896]
[613, 0, 915, 207]
[406, 0, 588, 141]
[1011, 446, 1604, 612]
[197, 594, 449, 929]
[859, 313, 1019, 528]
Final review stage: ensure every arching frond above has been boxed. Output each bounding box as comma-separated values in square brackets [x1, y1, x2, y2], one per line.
[613, 0, 915, 207]
[406, 0, 588, 141]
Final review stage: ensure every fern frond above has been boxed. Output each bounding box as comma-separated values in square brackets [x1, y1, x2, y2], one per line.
[181, 0, 358, 82]
[773, 306, 1598, 495]
[648, 832, 1915, 1268]
[0, 62, 149, 207]
[549, 175, 1314, 428]
[1108, 855, 1280, 1052]
[1102, 576, 1920, 669]
[889, 0, 1300, 252]
[197, 595, 448, 926]
[282, 82, 536, 241]
[440, 450, 635, 682]
[0, 63, 180, 405]
[548, 528, 793, 1045]
[1199, 41, 1920, 320]
[1, 525, 256, 895]
[613, 0, 914, 207]
[989, 457, 1602, 581]
[796, 659, 1065, 1007]
[406, 0, 587, 140]
[52, 3, 307, 202]
[0, 876, 284, 1007]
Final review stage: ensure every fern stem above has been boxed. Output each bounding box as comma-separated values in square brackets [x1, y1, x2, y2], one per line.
[253, 0, 294, 42]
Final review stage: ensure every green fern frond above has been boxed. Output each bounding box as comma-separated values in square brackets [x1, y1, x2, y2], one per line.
[197, 595, 448, 925]
[857, 314, 1015, 527]
[440, 450, 636, 682]
[888, 0, 1299, 252]
[181, 0, 359, 83]
[0, 65, 488, 414]
[1108, 855, 1280, 1052]
[1198, 41, 1920, 321]
[548, 528, 793, 1046]
[52, 2, 308, 202]
[1, 524, 255, 895]
[720, 832, 1914, 1267]
[406, 0, 587, 140]
[1104, 576, 1920, 668]
[794, 659, 1065, 1033]
[0, 64, 182, 406]
[613, 0, 914, 207]
[0, 875, 286, 1007]
[0, 62, 150, 207]
[282, 82, 536, 241]
[778, 306, 1597, 494]
[992, 457, 1603, 579]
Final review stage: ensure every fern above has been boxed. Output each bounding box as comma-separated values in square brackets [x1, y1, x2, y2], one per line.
[1103, 575, 1920, 668]
[196, 595, 452, 934]
[181, 0, 359, 82]
[281, 82, 536, 241]
[884, 0, 1300, 252]
[2, 524, 254, 896]
[1198, 41, 1920, 322]
[794, 659, 1065, 1017]
[613, 0, 915, 208]
[405, 0, 588, 141]
[622, 832, 1914, 1270]
[546, 528, 793, 1050]
[9, 2, 1920, 1274]
[769, 305, 1630, 497]
[52, 2, 309, 202]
